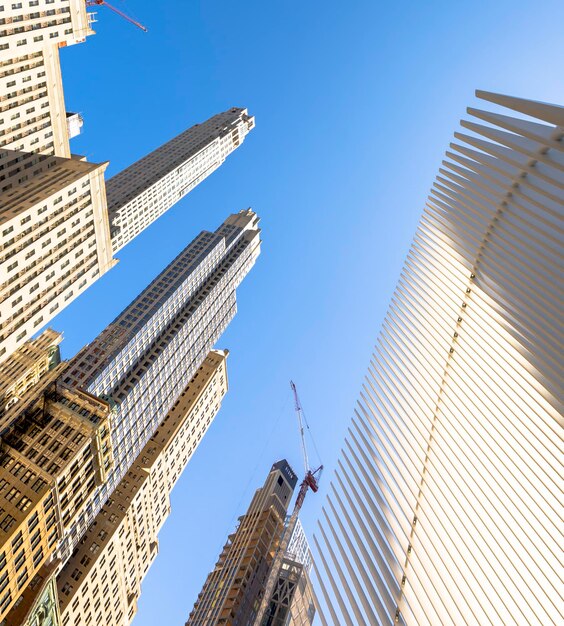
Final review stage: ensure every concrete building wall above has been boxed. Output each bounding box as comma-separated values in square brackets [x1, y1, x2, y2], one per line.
[0, 45, 69, 161]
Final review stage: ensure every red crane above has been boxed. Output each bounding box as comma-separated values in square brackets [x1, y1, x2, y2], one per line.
[253, 381, 323, 626]
[86, 0, 148, 32]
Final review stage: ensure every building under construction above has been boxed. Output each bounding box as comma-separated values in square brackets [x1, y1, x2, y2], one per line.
[260, 520, 315, 626]
[186, 461, 316, 626]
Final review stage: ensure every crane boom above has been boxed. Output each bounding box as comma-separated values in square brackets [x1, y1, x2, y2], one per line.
[253, 382, 322, 626]
[86, 0, 148, 32]
[290, 380, 309, 473]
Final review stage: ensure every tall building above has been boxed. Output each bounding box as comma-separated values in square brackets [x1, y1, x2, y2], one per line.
[261, 520, 316, 626]
[0, 107, 254, 365]
[0, 6, 255, 367]
[0, 152, 113, 363]
[311, 91, 563, 625]
[187, 460, 298, 626]
[0, 1, 94, 62]
[56, 350, 229, 626]
[0, 45, 71, 158]
[0, 209, 260, 623]
[0, 327, 61, 427]
[106, 108, 255, 253]
[57, 209, 260, 561]
[0, 357, 112, 621]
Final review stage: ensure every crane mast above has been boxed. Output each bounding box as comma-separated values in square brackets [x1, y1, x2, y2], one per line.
[253, 382, 322, 626]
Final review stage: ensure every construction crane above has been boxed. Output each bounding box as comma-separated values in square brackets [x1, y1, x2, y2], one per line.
[86, 0, 148, 32]
[253, 381, 323, 626]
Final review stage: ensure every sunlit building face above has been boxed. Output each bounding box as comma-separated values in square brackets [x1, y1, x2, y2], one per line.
[312, 92, 563, 626]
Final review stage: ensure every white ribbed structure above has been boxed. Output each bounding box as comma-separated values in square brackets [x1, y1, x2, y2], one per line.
[312, 91, 563, 626]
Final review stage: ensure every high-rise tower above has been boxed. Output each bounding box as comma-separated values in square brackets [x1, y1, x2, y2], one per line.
[0, 108, 254, 365]
[106, 108, 255, 253]
[187, 461, 298, 626]
[56, 350, 229, 626]
[312, 92, 563, 625]
[0, 209, 260, 623]
[56, 209, 260, 561]
[0, 1, 94, 62]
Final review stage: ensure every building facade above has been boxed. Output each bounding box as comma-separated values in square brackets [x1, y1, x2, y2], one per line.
[105, 108, 255, 253]
[56, 209, 260, 561]
[0, 327, 61, 426]
[260, 520, 316, 626]
[187, 460, 298, 626]
[0, 0, 93, 63]
[0, 107, 254, 365]
[0, 152, 113, 363]
[312, 91, 563, 625]
[0, 208, 260, 622]
[0, 359, 112, 621]
[56, 350, 229, 626]
[0, 3, 255, 366]
[1, 561, 61, 626]
[0, 45, 70, 159]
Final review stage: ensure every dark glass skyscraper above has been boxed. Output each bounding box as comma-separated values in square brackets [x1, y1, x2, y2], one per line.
[56, 209, 261, 561]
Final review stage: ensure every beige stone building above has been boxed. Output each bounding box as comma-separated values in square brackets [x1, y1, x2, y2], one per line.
[106, 108, 255, 253]
[0, 1, 106, 367]
[0, 151, 113, 363]
[0, 560, 60, 626]
[0, 0, 94, 162]
[0, 3, 256, 368]
[0, 45, 70, 159]
[56, 350, 229, 626]
[0, 350, 112, 622]
[0, 327, 61, 424]
[0, 0, 93, 62]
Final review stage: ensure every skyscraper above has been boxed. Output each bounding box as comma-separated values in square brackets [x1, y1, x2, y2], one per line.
[187, 460, 298, 626]
[57, 209, 260, 561]
[0, 5, 255, 367]
[0, 1, 94, 62]
[312, 91, 563, 625]
[106, 108, 255, 253]
[0, 209, 260, 623]
[261, 520, 316, 626]
[0, 354, 112, 621]
[0, 152, 113, 363]
[56, 350, 229, 626]
[0, 106, 254, 365]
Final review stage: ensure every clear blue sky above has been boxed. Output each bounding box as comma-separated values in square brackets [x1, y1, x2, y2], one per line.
[54, 1, 564, 623]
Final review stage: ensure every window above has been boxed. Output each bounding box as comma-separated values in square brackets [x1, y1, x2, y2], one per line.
[61, 582, 72, 596]
[0, 515, 16, 532]
[5, 487, 20, 502]
[16, 496, 32, 513]
[16, 568, 28, 589]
